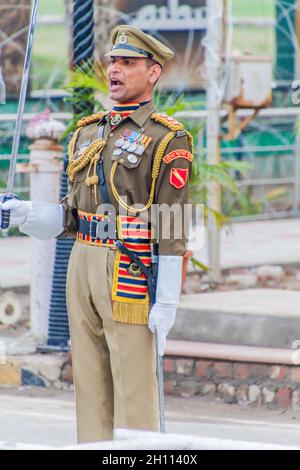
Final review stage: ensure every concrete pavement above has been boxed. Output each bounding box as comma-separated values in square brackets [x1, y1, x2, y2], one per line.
[0, 236, 30, 288]
[0, 388, 300, 448]
[190, 217, 300, 270]
[173, 289, 300, 347]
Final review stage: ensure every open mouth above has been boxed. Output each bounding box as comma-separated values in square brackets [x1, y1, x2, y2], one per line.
[110, 79, 124, 91]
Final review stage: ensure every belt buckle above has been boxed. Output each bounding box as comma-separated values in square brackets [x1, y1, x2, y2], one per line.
[89, 220, 98, 240]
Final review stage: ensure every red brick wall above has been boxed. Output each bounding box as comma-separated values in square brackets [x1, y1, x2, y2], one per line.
[61, 352, 300, 410]
[162, 357, 300, 410]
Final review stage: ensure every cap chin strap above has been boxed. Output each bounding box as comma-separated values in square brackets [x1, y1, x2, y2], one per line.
[111, 43, 153, 58]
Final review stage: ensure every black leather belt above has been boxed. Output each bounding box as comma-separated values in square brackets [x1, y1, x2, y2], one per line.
[78, 218, 117, 240]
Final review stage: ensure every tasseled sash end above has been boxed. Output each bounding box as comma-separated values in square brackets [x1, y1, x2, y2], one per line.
[112, 301, 149, 325]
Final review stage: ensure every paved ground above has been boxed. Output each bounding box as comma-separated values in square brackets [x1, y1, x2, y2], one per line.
[180, 288, 300, 317]
[0, 388, 300, 449]
[0, 236, 30, 288]
[191, 217, 300, 270]
[2, 218, 300, 289]
[172, 288, 300, 347]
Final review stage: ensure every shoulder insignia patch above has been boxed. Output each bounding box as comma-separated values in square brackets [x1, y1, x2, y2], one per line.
[151, 112, 184, 132]
[170, 168, 189, 189]
[163, 149, 193, 164]
[77, 111, 107, 128]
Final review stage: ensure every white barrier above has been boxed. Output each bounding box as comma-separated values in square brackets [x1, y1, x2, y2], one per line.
[1, 429, 299, 450]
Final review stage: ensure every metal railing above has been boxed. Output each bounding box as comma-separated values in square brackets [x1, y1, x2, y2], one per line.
[176, 107, 300, 222]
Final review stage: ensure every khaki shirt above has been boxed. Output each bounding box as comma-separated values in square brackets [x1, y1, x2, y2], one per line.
[61, 101, 193, 256]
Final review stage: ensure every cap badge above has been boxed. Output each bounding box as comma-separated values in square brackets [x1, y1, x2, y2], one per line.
[119, 32, 127, 45]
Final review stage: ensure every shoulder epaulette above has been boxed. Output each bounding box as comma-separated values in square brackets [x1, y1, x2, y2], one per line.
[77, 111, 107, 128]
[151, 112, 184, 132]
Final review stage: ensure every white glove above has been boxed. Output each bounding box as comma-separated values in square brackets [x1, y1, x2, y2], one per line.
[0, 197, 31, 226]
[19, 201, 64, 240]
[148, 303, 177, 356]
[0, 196, 64, 239]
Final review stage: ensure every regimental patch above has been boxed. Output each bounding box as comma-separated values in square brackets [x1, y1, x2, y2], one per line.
[163, 149, 193, 164]
[169, 168, 189, 189]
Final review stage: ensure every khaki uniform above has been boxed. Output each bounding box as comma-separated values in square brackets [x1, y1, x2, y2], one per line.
[62, 101, 193, 442]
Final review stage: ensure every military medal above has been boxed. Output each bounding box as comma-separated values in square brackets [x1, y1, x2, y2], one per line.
[122, 140, 131, 150]
[127, 154, 138, 164]
[126, 131, 139, 152]
[116, 128, 152, 155]
[136, 135, 151, 155]
[118, 129, 132, 149]
[131, 135, 142, 155]
[115, 137, 125, 147]
[127, 142, 138, 152]
[135, 144, 145, 155]
[113, 148, 123, 156]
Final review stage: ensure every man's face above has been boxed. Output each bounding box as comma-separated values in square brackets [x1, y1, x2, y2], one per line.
[107, 56, 160, 103]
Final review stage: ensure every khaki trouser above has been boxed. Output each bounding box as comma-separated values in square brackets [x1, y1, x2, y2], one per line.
[66, 241, 159, 443]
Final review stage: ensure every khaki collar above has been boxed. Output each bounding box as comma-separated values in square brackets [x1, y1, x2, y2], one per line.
[104, 100, 156, 129]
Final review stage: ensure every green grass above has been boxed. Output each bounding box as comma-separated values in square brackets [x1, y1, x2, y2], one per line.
[37, 0, 65, 16]
[36, 0, 277, 21]
[232, 0, 275, 18]
[31, 0, 68, 89]
[32, 12, 69, 89]
[37, 0, 276, 19]
[233, 26, 275, 56]
[232, 1, 275, 57]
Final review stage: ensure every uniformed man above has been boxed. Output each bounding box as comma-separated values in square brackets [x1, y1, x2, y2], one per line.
[0, 25, 193, 443]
